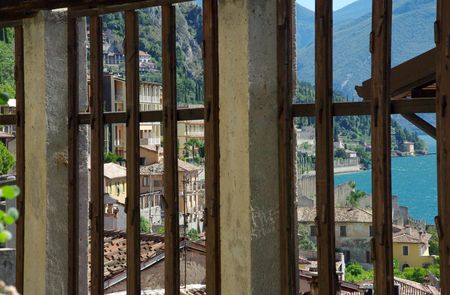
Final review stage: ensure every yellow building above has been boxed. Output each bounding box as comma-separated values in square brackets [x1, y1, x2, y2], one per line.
[393, 225, 435, 269]
[103, 162, 127, 204]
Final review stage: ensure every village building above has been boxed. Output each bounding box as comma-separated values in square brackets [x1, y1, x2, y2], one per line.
[298, 207, 373, 267]
[93, 230, 206, 293]
[140, 159, 204, 231]
[103, 162, 127, 205]
[403, 141, 415, 156]
[393, 225, 435, 269]
[103, 40, 125, 66]
[97, 74, 163, 155]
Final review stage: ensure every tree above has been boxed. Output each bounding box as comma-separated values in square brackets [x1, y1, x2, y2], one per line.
[298, 224, 316, 251]
[346, 182, 367, 208]
[187, 228, 200, 241]
[334, 148, 349, 159]
[140, 216, 150, 233]
[427, 227, 439, 255]
[345, 263, 374, 283]
[104, 152, 124, 164]
[0, 142, 15, 175]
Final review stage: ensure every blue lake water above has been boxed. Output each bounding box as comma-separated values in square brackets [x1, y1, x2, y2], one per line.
[334, 135, 437, 224]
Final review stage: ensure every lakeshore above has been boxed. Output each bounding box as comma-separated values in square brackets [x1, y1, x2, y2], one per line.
[335, 135, 437, 224]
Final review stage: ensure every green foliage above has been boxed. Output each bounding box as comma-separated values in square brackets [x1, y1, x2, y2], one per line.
[427, 227, 439, 255]
[184, 139, 204, 163]
[104, 152, 124, 164]
[0, 142, 15, 174]
[345, 263, 374, 283]
[335, 148, 349, 160]
[187, 228, 200, 241]
[298, 224, 316, 251]
[0, 33, 15, 99]
[0, 185, 20, 245]
[140, 216, 150, 233]
[346, 182, 367, 207]
[102, 4, 204, 104]
[157, 226, 165, 235]
[295, 81, 426, 159]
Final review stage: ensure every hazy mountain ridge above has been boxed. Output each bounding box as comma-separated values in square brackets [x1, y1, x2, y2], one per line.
[297, 0, 436, 98]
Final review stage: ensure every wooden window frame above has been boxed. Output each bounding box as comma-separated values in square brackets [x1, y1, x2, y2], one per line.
[4, 0, 450, 294]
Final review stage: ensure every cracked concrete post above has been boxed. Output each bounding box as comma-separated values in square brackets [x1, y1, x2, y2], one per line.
[22, 11, 71, 294]
[219, 1, 281, 294]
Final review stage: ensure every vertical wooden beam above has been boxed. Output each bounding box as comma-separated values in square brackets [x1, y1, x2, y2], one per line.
[14, 25, 25, 295]
[89, 15, 104, 295]
[277, 0, 298, 294]
[125, 10, 140, 295]
[435, 0, 450, 292]
[203, 0, 220, 294]
[162, 4, 179, 295]
[315, 0, 336, 294]
[371, 0, 394, 294]
[67, 17, 79, 295]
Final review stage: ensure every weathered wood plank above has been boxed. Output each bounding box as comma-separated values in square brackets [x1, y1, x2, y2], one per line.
[14, 25, 25, 295]
[435, 0, 450, 292]
[125, 10, 140, 295]
[67, 17, 79, 295]
[277, 0, 298, 293]
[371, 0, 394, 293]
[162, 5, 179, 295]
[401, 114, 436, 139]
[89, 15, 105, 295]
[315, 0, 337, 294]
[202, 0, 221, 294]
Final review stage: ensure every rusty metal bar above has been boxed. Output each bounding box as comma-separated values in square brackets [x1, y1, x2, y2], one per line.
[203, 0, 220, 293]
[67, 17, 79, 295]
[277, 0, 298, 293]
[371, 0, 394, 293]
[435, 0, 450, 292]
[125, 10, 141, 294]
[89, 15, 105, 295]
[14, 24, 25, 295]
[315, 0, 337, 293]
[162, 4, 180, 295]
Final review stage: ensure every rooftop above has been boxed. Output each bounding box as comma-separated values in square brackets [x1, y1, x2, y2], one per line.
[140, 160, 200, 176]
[104, 163, 127, 180]
[297, 207, 373, 223]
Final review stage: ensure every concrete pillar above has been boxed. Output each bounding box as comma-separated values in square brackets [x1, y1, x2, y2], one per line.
[23, 11, 70, 294]
[219, 1, 281, 294]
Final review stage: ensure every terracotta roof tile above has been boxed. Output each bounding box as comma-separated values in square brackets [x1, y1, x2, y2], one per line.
[297, 207, 372, 223]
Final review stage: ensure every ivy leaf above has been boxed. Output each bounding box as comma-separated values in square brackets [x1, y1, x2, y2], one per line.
[6, 208, 18, 221]
[3, 214, 14, 225]
[0, 92, 9, 105]
[1, 185, 20, 200]
[0, 230, 11, 243]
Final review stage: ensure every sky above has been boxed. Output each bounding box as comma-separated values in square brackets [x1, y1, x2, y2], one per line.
[297, 0, 358, 11]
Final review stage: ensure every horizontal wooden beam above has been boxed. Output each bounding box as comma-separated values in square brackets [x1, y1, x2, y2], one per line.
[77, 108, 204, 124]
[0, 0, 192, 20]
[292, 98, 435, 117]
[68, 0, 189, 17]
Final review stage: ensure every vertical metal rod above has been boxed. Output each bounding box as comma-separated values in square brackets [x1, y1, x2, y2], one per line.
[125, 10, 140, 295]
[277, 0, 298, 294]
[435, 0, 450, 292]
[14, 24, 25, 295]
[89, 15, 105, 295]
[371, 0, 394, 293]
[162, 4, 180, 295]
[67, 16, 79, 295]
[315, 0, 337, 294]
[203, 0, 221, 293]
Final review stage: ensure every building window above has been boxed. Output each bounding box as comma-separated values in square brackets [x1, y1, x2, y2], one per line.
[143, 176, 150, 187]
[366, 251, 371, 263]
[369, 225, 373, 237]
[403, 245, 409, 256]
[343, 250, 351, 263]
[310, 225, 317, 237]
[340, 225, 347, 237]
